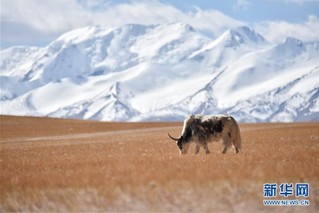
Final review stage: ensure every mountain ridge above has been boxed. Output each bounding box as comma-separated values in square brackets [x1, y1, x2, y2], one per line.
[1, 23, 318, 122]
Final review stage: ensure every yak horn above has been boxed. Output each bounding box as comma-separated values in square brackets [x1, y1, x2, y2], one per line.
[168, 133, 180, 141]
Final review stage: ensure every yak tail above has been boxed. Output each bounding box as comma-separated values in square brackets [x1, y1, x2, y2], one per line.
[228, 116, 242, 152]
[233, 120, 242, 151]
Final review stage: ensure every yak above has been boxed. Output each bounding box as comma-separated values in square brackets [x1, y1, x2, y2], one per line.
[168, 114, 242, 154]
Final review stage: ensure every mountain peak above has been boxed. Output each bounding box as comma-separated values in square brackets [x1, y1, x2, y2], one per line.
[56, 25, 108, 42]
[273, 36, 306, 57]
[114, 23, 152, 35]
[225, 26, 266, 46]
[169, 22, 195, 31]
[283, 37, 303, 47]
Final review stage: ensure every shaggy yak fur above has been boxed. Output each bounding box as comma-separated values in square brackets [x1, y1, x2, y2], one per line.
[168, 114, 242, 154]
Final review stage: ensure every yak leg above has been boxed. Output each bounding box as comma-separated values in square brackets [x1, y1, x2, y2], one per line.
[203, 144, 210, 154]
[222, 136, 232, 154]
[195, 144, 200, 154]
[233, 138, 240, 154]
[222, 146, 228, 154]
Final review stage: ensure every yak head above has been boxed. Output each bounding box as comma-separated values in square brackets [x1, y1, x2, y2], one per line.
[168, 133, 191, 154]
[168, 115, 195, 154]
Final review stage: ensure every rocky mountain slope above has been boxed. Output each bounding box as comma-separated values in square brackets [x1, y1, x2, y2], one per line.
[1, 23, 318, 121]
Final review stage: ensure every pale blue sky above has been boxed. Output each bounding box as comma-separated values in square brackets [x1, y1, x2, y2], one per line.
[165, 0, 319, 22]
[1, 0, 319, 49]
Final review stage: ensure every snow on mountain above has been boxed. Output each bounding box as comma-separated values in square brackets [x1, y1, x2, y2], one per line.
[1, 23, 318, 122]
[213, 39, 315, 107]
[188, 26, 268, 71]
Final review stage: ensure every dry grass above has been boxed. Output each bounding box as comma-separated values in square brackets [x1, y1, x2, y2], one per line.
[0, 115, 318, 212]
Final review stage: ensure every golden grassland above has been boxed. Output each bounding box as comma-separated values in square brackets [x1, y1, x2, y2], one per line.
[0, 115, 319, 212]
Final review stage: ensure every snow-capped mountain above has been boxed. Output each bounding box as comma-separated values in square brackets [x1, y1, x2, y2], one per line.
[1, 23, 318, 122]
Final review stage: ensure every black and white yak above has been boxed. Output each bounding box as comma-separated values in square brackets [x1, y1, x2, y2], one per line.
[168, 114, 242, 154]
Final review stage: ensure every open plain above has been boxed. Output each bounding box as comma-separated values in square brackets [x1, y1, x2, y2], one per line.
[0, 115, 318, 212]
